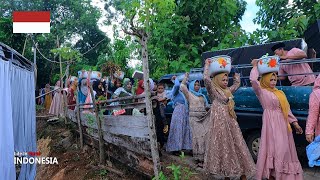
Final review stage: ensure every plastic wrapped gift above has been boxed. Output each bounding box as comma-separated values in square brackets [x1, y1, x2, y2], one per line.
[257, 55, 280, 75]
[113, 70, 125, 80]
[78, 71, 102, 79]
[70, 76, 78, 82]
[208, 55, 232, 75]
[132, 70, 144, 79]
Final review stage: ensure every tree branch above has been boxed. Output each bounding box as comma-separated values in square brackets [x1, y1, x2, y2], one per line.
[122, 13, 144, 38]
[122, 28, 142, 38]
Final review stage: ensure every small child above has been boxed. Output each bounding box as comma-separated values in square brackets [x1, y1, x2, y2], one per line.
[156, 83, 167, 120]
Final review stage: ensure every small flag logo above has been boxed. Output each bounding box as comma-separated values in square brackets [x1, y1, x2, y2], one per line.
[13, 11, 50, 33]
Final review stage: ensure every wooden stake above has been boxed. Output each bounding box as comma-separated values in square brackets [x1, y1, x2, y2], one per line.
[89, 83, 105, 164]
[122, 11, 161, 177]
[63, 64, 69, 124]
[75, 90, 84, 149]
[57, 35, 67, 123]
[140, 33, 161, 177]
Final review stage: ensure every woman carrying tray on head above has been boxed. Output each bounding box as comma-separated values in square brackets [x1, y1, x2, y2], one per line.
[203, 58, 256, 180]
[250, 59, 303, 180]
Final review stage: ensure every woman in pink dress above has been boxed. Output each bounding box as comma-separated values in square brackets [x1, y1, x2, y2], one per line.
[306, 74, 320, 143]
[250, 59, 304, 180]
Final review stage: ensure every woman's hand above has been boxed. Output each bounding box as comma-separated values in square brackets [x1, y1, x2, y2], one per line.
[233, 73, 240, 80]
[163, 125, 169, 134]
[205, 58, 212, 65]
[185, 72, 189, 78]
[306, 134, 314, 143]
[171, 75, 177, 81]
[251, 59, 259, 67]
[183, 72, 189, 82]
[292, 122, 303, 134]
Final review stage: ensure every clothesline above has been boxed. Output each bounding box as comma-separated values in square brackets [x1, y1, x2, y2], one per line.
[31, 36, 107, 64]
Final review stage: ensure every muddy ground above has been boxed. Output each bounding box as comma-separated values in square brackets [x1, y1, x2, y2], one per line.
[35, 111, 208, 180]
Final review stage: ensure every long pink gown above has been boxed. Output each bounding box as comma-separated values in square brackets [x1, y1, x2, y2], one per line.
[250, 67, 303, 180]
[306, 75, 320, 136]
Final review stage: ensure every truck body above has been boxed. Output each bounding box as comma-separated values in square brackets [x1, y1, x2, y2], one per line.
[159, 38, 317, 160]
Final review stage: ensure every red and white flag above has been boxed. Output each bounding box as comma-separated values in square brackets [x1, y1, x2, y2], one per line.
[13, 11, 50, 33]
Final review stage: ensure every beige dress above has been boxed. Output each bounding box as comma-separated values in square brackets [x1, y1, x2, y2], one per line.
[180, 82, 210, 161]
[49, 87, 64, 117]
[203, 67, 256, 178]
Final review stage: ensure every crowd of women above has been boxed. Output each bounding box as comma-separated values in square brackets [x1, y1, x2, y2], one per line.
[164, 57, 320, 180]
[37, 46, 320, 180]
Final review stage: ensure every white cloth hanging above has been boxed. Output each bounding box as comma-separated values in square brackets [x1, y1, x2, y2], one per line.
[10, 63, 37, 179]
[0, 56, 37, 179]
[0, 59, 16, 179]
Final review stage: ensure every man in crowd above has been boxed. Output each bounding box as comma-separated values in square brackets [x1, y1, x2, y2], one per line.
[272, 42, 315, 86]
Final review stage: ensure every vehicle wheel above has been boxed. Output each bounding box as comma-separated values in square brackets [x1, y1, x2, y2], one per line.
[246, 131, 261, 162]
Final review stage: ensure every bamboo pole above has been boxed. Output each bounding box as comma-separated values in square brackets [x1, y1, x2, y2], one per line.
[67, 94, 158, 107]
[74, 90, 84, 149]
[140, 32, 160, 176]
[89, 83, 105, 164]
[35, 87, 61, 99]
[63, 64, 69, 124]
[57, 35, 67, 123]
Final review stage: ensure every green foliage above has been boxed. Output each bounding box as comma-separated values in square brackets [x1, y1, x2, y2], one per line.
[1, 0, 317, 85]
[254, 0, 320, 41]
[36, 104, 45, 111]
[51, 46, 82, 62]
[153, 152, 196, 180]
[85, 114, 96, 134]
[152, 171, 167, 180]
[98, 169, 108, 176]
[0, 0, 111, 87]
[105, 0, 248, 79]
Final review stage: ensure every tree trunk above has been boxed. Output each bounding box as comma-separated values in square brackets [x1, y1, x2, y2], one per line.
[140, 33, 161, 177]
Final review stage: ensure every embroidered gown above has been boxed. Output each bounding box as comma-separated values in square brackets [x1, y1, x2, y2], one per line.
[203, 66, 256, 178]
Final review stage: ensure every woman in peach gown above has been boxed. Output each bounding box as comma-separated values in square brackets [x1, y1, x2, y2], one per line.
[203, 59, 256, 180]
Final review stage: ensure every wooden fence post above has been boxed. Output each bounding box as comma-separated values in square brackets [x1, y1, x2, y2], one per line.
[75, 90, 83, 149]
[89, 84, 105, 164]
[141, 33, 161, 177]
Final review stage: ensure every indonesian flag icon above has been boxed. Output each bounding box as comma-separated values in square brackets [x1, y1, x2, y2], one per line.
[13, 11, 50, 33]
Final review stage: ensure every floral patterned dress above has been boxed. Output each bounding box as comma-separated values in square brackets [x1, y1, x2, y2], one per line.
[203, 66, 256, 178]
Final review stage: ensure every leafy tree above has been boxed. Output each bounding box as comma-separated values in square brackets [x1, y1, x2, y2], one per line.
[0, 0, 111, 87]
[97, 37, 138, 78]
[254, 0, 320, 41]
[104, 0, 248, 79]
